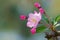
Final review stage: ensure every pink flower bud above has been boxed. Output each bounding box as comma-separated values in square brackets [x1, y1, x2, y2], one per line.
[34, 2, 41, 8]
[20, 15, 26, 20]
[39, 8, 45, 14]
[30, 28, 36, 34]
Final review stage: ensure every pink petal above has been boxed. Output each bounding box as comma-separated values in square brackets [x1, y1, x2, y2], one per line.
[30, 28, 36, 34]
[34, 2, 41, 8]
[27, 22, 33, 28]
[38, 13, 42, 20]
[34, 11, 38, 14]
[34, 12, 42, 21]
[29, 13, 34, 17]
[33, 23, 38, 28]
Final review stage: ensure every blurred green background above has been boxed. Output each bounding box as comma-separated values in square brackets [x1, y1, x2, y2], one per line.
[0, 0, 60, 40]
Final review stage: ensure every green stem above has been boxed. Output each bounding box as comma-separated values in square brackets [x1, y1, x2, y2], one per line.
[44, 13, 56, 31]
[40, 20, 49, 27]
[44, 13, 52, 25]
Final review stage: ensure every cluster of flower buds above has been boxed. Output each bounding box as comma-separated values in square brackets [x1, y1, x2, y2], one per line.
[20, 2, 45, 34]
[34, 2, 45, 14]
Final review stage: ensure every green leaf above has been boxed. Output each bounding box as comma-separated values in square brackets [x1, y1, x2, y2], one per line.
[55, 23, 60, 27]
[55, 15, 60, 22]
[50, 18, 54, 25]
[36, 25, 46, 33]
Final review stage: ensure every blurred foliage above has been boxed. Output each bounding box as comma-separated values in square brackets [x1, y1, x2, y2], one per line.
[36, 25, 46, 33]
[55, 15, 60, 22]
[42, 14, 49, 24]
[20, 20, 31, 37]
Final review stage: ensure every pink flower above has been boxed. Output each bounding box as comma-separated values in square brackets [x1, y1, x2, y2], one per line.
[30, 28, 36, 34]
[27, 11, 42, 28]
[34, 2, 41, 8]
[39, 8, 45, 14]
[20, 15, 26, 20]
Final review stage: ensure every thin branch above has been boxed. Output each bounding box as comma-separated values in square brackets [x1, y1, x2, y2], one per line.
[44, 12, 56, 31]
[40, 21, 49, 28]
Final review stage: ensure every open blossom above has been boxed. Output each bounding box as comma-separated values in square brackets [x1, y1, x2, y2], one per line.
[27, 11, 42, 34]
[27, 11, 42, 28]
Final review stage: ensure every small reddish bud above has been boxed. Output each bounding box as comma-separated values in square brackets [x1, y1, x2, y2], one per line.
[34, 2, 41, 8]
[39, 8, 45, 14]
[30, 28, 36, 34]
[20, 15, 26, 20]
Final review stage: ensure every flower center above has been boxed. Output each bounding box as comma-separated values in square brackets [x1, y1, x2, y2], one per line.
[31, 18, 37, 23]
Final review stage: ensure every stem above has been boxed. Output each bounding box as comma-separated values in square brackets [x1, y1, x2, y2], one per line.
[45, 31, 60, 40]
[40, 21, 49, 28]
[44, 12, 56, 31]
[44, 13, 51, 25]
